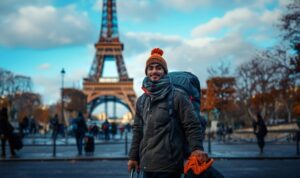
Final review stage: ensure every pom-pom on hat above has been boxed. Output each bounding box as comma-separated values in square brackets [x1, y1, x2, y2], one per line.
[145, 48, 168, 75]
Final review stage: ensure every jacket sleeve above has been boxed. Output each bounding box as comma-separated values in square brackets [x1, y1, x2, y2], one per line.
[128, 97, 144, 161]
[175, 91, 205, 151]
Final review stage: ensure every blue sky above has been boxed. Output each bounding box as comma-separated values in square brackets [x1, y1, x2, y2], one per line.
[0, 0, 290, 115]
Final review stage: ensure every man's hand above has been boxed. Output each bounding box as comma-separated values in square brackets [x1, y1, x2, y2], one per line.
[191, 149, 208, 163]
[127, 160, 139, 172]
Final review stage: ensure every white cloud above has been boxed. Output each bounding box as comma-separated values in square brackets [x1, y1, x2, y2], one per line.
[92, 0, 102, 11]
[192, 8, 256, 37]
[38, 63, 51, 70]
[162, 0, 211, 11]
[117, 0, 164, 22]
[32, 75, 61, 104]
[0, 5, 95, 48]
[261, 9, 282, 25]
[191, 6, 282, 48]
[278, 0, 291, 7]
[124, 31, 256, 93]
[122, 32, 183, 57]
[0, 0, 52, 16]
[32, 68, 88, 104]
[160, 0, 281, 12]
[93, 0, 163, 22]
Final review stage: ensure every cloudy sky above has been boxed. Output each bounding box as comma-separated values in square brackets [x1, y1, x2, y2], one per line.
[0, 0, 290, 113]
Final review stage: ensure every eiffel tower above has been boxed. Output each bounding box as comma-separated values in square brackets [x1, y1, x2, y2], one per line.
[83, 0, 136, 118]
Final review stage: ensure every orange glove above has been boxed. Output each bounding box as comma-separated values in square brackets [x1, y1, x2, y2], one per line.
[184, 156, 214, 175]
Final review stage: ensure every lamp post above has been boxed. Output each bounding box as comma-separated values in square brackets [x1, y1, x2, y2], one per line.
[61, 68, 65, 124]
[61, 68, 66, 144]
[53, 68, 65, 157]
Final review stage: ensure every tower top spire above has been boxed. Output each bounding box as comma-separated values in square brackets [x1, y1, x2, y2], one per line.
[99, 0, 119, 43]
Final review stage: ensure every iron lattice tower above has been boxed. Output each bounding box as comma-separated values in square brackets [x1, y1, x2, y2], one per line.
[83, 0, 136, 117]
[88, 0, 129, 81]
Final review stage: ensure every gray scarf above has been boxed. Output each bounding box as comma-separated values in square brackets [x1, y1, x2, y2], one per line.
[142, 75, 172, 101]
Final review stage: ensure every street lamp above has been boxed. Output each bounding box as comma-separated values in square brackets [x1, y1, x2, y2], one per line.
[53, 68, 65, 157]
[61, 68, 65, 124]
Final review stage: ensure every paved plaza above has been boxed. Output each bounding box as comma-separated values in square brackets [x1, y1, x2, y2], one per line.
[0, 136, 299, 178]
[1, 136, 299, 160]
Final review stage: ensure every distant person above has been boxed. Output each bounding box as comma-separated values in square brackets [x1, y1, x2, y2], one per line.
[74, 112, 88, 155]
[296, 117, 300, 144]
[91, 124, 99, 138]
[50, 114, 59, 139]
[29, 116, 37, 135]
[19, 116, 29, 138]
[125, 123, 131, 133]
[0, 107, 16, 158]
[119, 124, 125, 139]
[216, 122, 225, 142]
[111, 122, 117, 139]
[102, 119, 110, 141]
[226, 125, 233, 140]
[252, 112, 268, 154]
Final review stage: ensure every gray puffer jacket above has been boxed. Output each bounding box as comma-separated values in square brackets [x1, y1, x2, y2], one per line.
[128, 89, 205, 173]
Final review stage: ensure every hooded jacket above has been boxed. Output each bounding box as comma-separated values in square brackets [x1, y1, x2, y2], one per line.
[129, 88, 205, 173]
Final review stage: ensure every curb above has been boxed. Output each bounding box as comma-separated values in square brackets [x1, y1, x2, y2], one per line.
[1, 156, 300, 162]
[22, 141, 128, 147]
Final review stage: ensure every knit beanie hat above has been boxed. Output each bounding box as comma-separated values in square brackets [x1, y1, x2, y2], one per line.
[145, 48, 168, 75]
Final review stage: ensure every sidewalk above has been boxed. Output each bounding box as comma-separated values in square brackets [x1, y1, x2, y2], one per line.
[1, 137, 300, 161]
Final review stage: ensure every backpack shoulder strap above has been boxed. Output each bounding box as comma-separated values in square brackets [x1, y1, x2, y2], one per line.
[137, 94, 147, 115]
[167, 88, 176, 120]
[136, 94, 149, 128]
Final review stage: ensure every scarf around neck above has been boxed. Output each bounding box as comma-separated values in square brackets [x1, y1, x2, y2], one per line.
[142, 74, 172, 100]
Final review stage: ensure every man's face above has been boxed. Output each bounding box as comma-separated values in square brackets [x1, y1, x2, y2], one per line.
[146, 63, 165, 82]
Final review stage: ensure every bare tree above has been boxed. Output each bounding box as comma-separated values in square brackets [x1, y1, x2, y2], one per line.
[207, 60, 231, 78]
[13, 92, 41, 122]
[0, 68, 15, 95]
[278, 0, 300, 45]
[236, 51, 281, 122]
[264, 47, 298, 122]
[0, 68, 32, 95]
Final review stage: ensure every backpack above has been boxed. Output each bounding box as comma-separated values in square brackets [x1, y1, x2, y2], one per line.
[138, 71, 207, 157]
[168, 71, 202, 118]
[102, 123, 109, 131]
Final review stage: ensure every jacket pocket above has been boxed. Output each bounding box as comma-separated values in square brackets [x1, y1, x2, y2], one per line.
[154, 104, 170, 126]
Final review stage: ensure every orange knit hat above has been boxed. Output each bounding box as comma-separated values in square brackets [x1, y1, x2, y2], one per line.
[145, 48, 168, 74]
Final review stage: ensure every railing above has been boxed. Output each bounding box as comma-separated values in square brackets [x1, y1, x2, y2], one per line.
[206, 129, 300, 155]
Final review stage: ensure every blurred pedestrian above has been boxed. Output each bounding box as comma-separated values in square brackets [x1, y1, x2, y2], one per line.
[216, 122, 225, 142]
[119, 124, 125, 139]
[111, 122, 117, 139]
[19, 116, 29, 138]
[29, 116, 37, 135]
[74, 112, 87, 155]
[102, 119, 110, 141]
[50, 114, 59, 139]
[297, 117, 300, 129]
[91, 124, 99, 138]
[252, 112, 268, 154]
[0, 107, 16, 158]
[125, 123, 131, 133]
